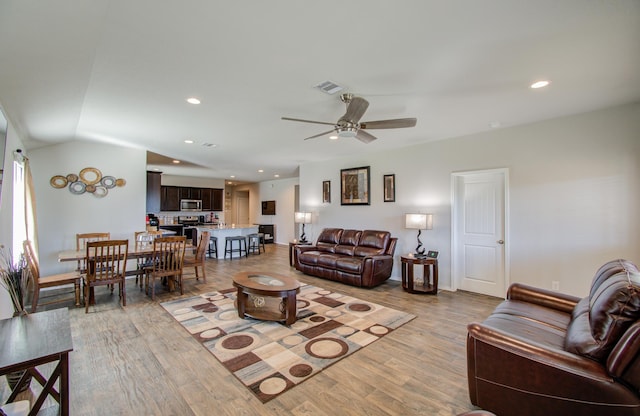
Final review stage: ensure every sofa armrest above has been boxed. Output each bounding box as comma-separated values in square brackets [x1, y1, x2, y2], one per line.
[295, 245, 318, 255]
[360, 254, 395, 287]
[507, 283, 580, 314]
[468, 322, 610, 381]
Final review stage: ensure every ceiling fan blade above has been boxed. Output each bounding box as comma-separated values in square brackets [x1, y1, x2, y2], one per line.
[303, 129, 337, 141]
[355, 129, 377, 144]
[341, 97, 369, 123]
[360, 118, 417, 129]
[281, 117, 336, 127]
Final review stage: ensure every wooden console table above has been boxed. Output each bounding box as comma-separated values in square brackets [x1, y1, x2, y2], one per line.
[400, 255, 438, 294]
[0, 308, 73, 415]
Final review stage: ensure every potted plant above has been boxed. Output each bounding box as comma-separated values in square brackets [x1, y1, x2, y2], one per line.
[0, 244, 33, 391]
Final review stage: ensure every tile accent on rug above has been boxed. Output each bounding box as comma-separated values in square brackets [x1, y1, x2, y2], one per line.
[161, 284, 415, 403]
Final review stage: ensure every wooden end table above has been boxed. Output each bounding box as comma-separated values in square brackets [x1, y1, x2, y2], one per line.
[401, 255, 438, 294]
[232, 272, 301, 325]
[288, 241, 311, 267]
[0, 308, 73, 415]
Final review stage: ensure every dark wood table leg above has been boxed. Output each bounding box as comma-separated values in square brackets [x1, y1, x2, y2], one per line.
[423, 264, 431, 289]
[236, 288, 247, 319]
[432, 263, 438, 293]
[406, 263, 415, 293]
[61, 351, 69, 416]
[285, 291, 297, 325]
[401, 262, 408, 290]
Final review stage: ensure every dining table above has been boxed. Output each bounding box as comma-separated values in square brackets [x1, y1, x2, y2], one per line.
[58, 239, 190, 303]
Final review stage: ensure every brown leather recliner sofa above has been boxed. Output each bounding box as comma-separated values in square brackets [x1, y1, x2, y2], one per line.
[467, 259, 640, 416]
[294, 228, 397, 288]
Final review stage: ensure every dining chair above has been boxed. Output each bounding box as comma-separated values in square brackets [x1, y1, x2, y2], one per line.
[76, 232, 110, 274]
[23, 240, 82, 313]
[183, 231, 209, 283]
[134, 230, 162, 289]
[144, 236, 186, 300]
[83, 239, 128, 313]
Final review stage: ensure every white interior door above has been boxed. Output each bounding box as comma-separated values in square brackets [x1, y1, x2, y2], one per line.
[452, 169, 508, 298]
[236, 194, 249, 225]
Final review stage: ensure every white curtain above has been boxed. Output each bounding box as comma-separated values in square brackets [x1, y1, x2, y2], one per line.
[23, 157, 38, 257]
[12, 153, 38, 259]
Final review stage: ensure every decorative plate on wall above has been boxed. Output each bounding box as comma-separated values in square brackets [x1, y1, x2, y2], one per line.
[50, 167, 125, 198]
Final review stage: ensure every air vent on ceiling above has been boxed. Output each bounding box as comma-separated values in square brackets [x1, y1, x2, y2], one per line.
[314, 80, 343, 95]
[202, 143, 217, 148]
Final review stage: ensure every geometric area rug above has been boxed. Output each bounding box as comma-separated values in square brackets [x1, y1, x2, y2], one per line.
[160, 283, 416, 403]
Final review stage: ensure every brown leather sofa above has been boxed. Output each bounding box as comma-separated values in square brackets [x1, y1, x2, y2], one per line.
[467, 259, 640, 416]
[294, 228, 397, 288]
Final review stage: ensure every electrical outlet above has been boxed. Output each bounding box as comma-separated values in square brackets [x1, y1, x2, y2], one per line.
[552, 281, 560, 291]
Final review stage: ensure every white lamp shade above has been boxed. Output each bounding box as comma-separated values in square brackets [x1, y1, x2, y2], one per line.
[405, 213, 433, 230]
[294, 212, 312, 224]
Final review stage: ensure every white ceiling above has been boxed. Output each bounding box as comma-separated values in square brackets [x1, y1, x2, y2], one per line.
[1, 1, 639, 183]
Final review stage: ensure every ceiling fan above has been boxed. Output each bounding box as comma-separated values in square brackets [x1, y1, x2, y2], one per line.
[281, 93, 417, 143]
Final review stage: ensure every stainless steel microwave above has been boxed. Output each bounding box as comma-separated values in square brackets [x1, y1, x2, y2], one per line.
[180, 199, 202, 211]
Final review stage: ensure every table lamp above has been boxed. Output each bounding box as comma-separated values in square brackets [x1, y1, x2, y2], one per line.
[294, 212, 312, 243]
[405, 213, 433, 256]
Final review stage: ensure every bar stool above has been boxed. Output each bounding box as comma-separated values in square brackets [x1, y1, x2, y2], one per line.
[207, 236, 218, 258]
[247, 233, 262, 255]
[225, 236, 247, 259]
[257, 232, 267, 252]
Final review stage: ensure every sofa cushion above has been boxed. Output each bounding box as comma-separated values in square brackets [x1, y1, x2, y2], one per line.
[317, 253, 338, 269]
[335, 256, 364, 274]
[298, 251, 321, 265]
[353, 230, 390, 257]
[335, 230, 362, 256]
[316, 228, 343, 253]
[565, 260, 640, 361]
[482, 302, 569, 351]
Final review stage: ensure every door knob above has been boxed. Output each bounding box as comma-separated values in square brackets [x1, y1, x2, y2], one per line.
[497, 240, 504, 244]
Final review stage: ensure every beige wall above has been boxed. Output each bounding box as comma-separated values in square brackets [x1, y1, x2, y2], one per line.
[29, 141, 146, 276]
[299, 102, 640, 297]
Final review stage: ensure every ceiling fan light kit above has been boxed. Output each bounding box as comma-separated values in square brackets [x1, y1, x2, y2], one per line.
[282, 93, 417, 144]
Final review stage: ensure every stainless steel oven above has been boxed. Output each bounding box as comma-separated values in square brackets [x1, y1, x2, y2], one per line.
[180, 199, 202, 211]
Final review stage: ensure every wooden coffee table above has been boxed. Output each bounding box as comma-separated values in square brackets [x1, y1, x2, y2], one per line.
[232, 271, 301, 325]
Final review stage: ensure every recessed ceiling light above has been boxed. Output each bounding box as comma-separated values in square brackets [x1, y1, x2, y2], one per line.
[530, 80, 550, 89]
[186, 97, 201, 104]
[258, 169, 264, 173]
[230, 175, 235, 178]
[329, 135, 338, 140]
[184, 139, 194, 144]
[172, 160, 180, 164]
[274, 174, 280, 178]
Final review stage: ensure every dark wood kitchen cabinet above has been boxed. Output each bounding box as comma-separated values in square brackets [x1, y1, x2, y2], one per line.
[146, 171, 162, 213]
[212, 188, 223, 211]
[201, 188, 223, 211]
[161, 186, 224, 211]
[201, 188, 212, 211]
[161, 186, 180, 211]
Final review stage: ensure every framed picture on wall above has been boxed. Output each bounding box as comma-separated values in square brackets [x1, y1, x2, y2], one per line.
[340, 166, 370, 205]
[322, 180, 331, 203]
[383, 174, 395, 202]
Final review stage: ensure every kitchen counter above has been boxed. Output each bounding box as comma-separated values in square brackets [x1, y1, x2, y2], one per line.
[195, 225, 259, 258]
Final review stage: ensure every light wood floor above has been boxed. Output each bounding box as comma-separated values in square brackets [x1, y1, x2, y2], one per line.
[2, 244, 501, 415]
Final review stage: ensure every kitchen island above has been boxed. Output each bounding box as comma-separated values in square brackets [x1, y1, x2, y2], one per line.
[195, 224, 259, 259]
